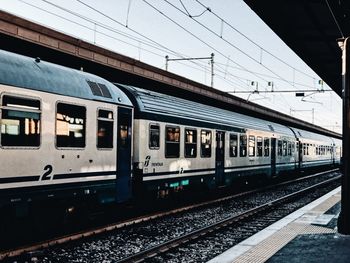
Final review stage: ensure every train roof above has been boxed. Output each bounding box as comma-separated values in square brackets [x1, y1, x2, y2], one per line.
[0, 49, 132, 107]
[118, 84, 296, 137]
[291, 127, 334, 144]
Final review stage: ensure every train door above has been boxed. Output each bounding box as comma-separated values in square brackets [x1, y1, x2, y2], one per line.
[298, 141, 303, 169]
[215, 131, 225, 186]
[271, 138, 276, 177]
[116, 107, 132, 202]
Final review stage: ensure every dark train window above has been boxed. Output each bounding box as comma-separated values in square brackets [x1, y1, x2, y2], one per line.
[229, 133, 238, 157]
[97, 109, 113, 149]
[257, 136, 263, 157]
[185, 128, 197, 158]
[287, 142, 292, 156]
[282, 140, 287, 156]
[149, 124, 160, 149]
[240, 134, 247, 157]
[56, 103, 86, 148]
[248, 135, 255, 157]
[278, 140, 282, 156]
[201, 130, 212, 158]
[165, 126, 180, 158]
[264, 137, 270, 156]
[303, 144, 307, 155]
[1, 95, 41, 147]
[291, 142, 295, 154]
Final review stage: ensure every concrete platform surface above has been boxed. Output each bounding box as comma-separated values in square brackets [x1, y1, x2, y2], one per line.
[208, 187, 343, 263]
[267, 233, 350, 263]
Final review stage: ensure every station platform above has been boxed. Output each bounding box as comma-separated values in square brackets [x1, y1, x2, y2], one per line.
[208, 186, 350, 263]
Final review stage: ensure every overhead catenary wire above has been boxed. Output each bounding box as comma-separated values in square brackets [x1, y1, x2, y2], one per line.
[31, 0, 253, 88]
[161, 0, 312, 92]
[142, 0, 271, 85]
[324, 0, 344, 38]
[52, 1, 333, 114]
[18, 0, 225, 81]
[195, 0, 318, 81]
[215, 61, 323, 90]
[18, 0, 169, 58]
[27, 0, 290, 110]
[43, 0, 326, 93]
[44, 0, 218, 74]
[73, 0, 246, 83]
[179, 0, 209, 18]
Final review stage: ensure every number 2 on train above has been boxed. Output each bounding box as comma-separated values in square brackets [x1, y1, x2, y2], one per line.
[41, 165, 53, 181]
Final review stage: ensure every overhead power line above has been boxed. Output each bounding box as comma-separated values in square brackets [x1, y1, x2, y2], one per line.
[161, 0, 315, 92]
[195, 0, 318, 80]
[228, 89, 332, 94]
[142, 0, 270, 84]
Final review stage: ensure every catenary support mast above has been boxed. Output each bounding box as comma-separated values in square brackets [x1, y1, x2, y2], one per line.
[338, 37, 350, 234]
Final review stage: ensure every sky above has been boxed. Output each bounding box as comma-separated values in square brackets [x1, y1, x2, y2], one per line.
[0, 0, 343, 133]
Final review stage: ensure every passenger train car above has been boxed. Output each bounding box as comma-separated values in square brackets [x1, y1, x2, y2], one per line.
[0, 50, 133, 211]
[0, 49, 342, 214]
[118, 85, 341, 197]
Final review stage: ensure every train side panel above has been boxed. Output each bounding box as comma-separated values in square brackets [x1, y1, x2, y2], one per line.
[0, 84, 132, 208]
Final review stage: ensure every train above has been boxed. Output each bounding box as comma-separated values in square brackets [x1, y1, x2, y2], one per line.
[0, 49, 342, 215]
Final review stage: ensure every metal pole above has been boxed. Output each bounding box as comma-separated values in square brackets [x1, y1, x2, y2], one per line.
[94, 23, 97, 44]
[338, 37, 350, 234]
[211, 53, 214, 88]
[165, 55, 169, 71]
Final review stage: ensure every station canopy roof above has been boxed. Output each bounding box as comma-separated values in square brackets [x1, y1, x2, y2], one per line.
[243, 0, 350, 97]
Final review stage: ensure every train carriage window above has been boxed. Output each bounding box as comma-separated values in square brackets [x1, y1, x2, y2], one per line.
[165, 126, 180, 158]
[291, 142, 295, 154]
[149, 124, 160, 149]
[1, 95, 41, 147]
[56, 103, 86, 148]
[201, 130, 212, 158]
[97, 109, 113, 149]
[278, 140, 282, 156]
[282, 140, 287, 156]
[264, 137, 270, 156]
[287, 142, 292, 156]
[229, 133, 238, 157]
[257, 136, 263, 157]
[185, 128, 197, 158]
[303, 144, 306, 155]
[239, 134, 247, 157]
[248, 135, 255, 157]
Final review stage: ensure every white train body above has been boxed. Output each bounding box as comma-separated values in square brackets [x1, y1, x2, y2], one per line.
[118, 85, 341, 195]
[0, 50, 133, 207]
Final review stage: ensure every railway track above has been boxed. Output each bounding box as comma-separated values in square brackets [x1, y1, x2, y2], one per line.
[116, 174, 340, 262]
[0, 169, 340, 262]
